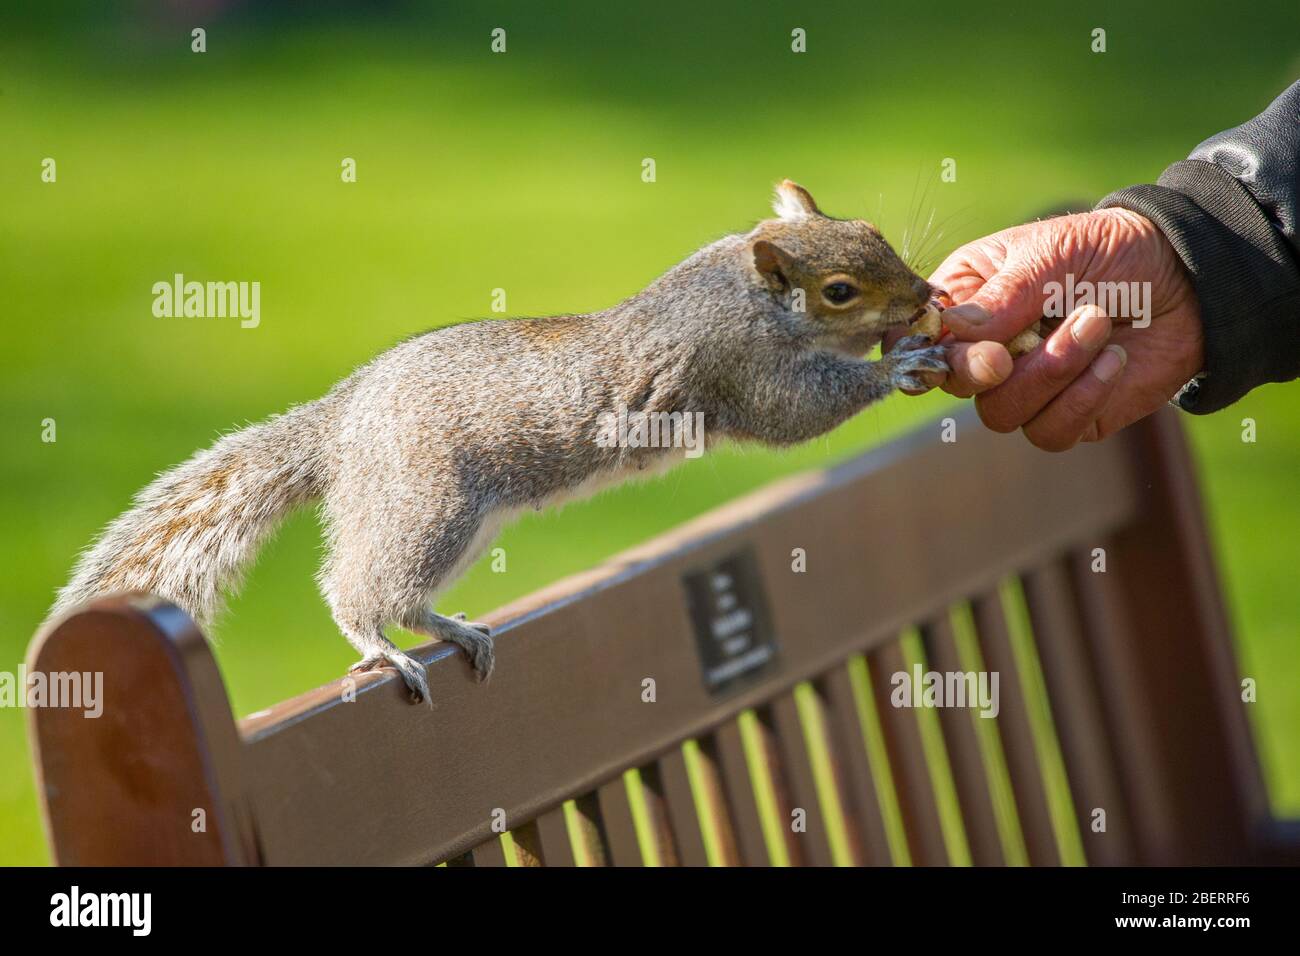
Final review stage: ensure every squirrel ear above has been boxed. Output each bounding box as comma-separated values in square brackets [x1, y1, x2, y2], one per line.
[772, 179, 823, 220]
[753, 239, 795, 289]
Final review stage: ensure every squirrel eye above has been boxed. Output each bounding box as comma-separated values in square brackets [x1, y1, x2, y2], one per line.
[822, 281, 858, 305]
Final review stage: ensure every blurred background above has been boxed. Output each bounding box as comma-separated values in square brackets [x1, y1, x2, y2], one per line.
[2, 0, 1297, 865]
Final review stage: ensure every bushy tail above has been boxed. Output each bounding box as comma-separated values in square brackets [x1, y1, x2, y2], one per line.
[49, 400, 331, 626]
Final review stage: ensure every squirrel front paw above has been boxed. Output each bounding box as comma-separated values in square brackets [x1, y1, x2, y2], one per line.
[883, 335, 949, 391]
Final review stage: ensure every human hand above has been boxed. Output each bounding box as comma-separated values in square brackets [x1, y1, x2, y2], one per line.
[885, 209, 1204, 451]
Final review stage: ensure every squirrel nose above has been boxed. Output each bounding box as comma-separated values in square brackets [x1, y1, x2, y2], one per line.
[912, 278, 933, 301]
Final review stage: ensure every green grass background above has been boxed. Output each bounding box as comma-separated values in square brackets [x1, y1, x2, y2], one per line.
[1, 1, 1297, 865]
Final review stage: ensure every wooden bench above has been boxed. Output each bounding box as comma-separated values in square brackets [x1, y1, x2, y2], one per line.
[26, 407, 1297, 866]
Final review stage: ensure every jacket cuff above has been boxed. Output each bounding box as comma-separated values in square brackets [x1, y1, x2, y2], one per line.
[1097, 159, 1300, 413]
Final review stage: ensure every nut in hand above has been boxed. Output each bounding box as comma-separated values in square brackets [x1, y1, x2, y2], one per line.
[907, 300, 945, 342]
[909, 299, 1044, 357]
[1008, 323, 1045, 356]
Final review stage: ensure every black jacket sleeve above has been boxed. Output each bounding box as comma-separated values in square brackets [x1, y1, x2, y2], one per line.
[1095, 80, 1300, 413]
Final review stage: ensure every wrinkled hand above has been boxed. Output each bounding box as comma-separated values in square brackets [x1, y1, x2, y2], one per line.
[884, 209, 1204, 451]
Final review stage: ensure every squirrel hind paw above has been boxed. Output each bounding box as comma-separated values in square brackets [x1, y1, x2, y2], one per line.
[350, 650, 432, 707]
[458, 629, 495, 681]
[451, 611, 492, 634]
[445, 613, 495, 678]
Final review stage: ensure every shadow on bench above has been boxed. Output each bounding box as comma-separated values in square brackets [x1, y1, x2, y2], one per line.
[26, 408, 1298, 866]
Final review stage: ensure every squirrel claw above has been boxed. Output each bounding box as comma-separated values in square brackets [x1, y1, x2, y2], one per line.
[461, 628, 495, 682]
[894, 333, 934, 352]
[349, 650, 432, 707]
[885, 342, 949, 389]
[450, 613, 494, 676]
[451, 611, 492, 635]
[440, 615, 495, 681]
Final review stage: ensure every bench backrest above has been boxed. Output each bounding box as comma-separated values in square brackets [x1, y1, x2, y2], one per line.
[27, 408, 1280, 865]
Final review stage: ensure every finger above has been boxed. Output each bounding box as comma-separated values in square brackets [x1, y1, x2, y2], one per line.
[975, 303, 1113, 433]
[939, 340, 1013, 399]
[939, 263, 1049, 344]
[1021, 345, 1128, 452]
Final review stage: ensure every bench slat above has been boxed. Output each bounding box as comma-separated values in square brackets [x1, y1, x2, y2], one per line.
[689, 737, 743, 865]
[1022, 561, 1133, 865]
[711, 718, 772, 865]
[753, 707, 807, 865]
[971, 591, 1060, 866]
[534, 806, 578, 866]
[471, 837, 509, 867]
[769, 696, 836, 866]
[655, 747, 708, 866]
[796, 678, 872, 865]
[868, 640, 949, 865]
[596, 777, 643, 866]
[569, 793, 610, 866]
[818, 666, 894, 865]
[920, 612, 1005, 866]
[1065, 547, 1179, 863]
[510, 820, 544, 866]
[635, 761, 681, 866]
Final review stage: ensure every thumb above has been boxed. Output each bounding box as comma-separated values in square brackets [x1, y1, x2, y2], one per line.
[941, 263, 1048, 344]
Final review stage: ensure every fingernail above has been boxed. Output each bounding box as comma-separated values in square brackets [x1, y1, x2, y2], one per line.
[1092, 344, 1127, 383]
[1070, 306, 1110, 350]
[970, 349, 1002, 386]
[944, 303, 991, 325]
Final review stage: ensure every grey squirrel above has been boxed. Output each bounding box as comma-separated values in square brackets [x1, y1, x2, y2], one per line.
[50, 181, 947, 704]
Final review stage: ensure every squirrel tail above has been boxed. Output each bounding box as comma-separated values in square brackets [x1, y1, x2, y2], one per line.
[49, 399, 331, 627]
